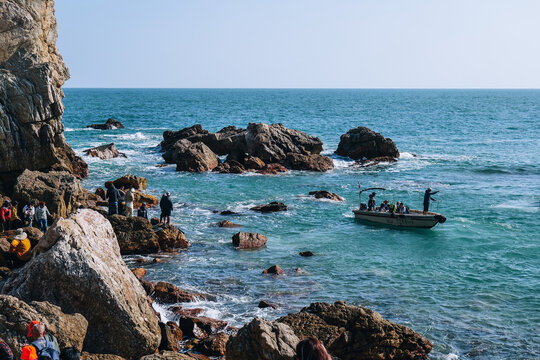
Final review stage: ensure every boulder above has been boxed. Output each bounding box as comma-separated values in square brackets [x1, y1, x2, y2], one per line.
[160, 125, 210, 153]
[220, 210, 238, 216]
[194, 332, 229, 356]
[83, 143, 126, 160]
[0, 295, 88, 358]
[213, 160, 245, 174]
[257, 163, 288, 175]
[262, 265, 284, 275]
[178, 315, 227, 339]
[308, 190, 344, 201]
[215, 220, 242, 228]
[153, 281, 206, 304]
[81, 353, 126, 360]
[163, 140, 219, 172]
[140, 351, 197, 360]
[335, 127, 399, 160]
[112, 174, 148, 190]
[1, 210, 161, 358]
[135, 191, 159, 208]
[299, 251, 314, 257]
[86, 118, 125, 130]
[284, 153, 334, 172]
[225, 318, 299, 360]
[258, 300, 279, 309]
[250, 202, 288, 213]
[277, 301, 433, 360]
[131, 268, 147, 280]
[108, 215, 161, 254]
[170, 306, 204, 318]
[232, 232, 267, 249]
[12, 170, 86, 218]
[159, 321, 183, 352]
[161, 125, 247, 156]
[155, 225, 190, 250]
[242, 156, 266, 170]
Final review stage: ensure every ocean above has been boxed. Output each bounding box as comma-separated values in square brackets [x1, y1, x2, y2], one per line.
[62, 89, 540, 359]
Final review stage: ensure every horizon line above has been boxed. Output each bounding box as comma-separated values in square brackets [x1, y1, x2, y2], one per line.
[62, 87, 540, 90]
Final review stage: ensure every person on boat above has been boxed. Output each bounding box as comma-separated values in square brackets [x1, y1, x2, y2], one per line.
[397, 202, 405, 214]
[379, 200, 389, 212]
[368, 192, 376, 211]
[388, 202, 397, 215]
[423, 188, 439, 214]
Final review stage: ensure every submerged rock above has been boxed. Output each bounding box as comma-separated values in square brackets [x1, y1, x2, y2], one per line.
[278, 301, 433, 360]
[226, 318, 299, 360]
[308, 190, 344, 201]
[1, 209, 161, 358]
[250, 202, 288, 213]
[232, 232, 268, 249]
[262, 265, 284, 275]
[215, 220, 242, 228]
[299, 251, 314, 257]
[335, 126, 399, 160]
[86, 118, 125, 130]
[258, 300, 279, 309]
[83, 143, 127, 159]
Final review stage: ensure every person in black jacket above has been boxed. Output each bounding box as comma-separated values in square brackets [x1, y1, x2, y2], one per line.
[137, 202, 148, 219]
[159, 192, 173, 225]
[423, 188, 439, 214]
[105, 182, 119, 215]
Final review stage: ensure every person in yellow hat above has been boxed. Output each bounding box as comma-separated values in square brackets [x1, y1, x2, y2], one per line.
[7, 228, 31, 268]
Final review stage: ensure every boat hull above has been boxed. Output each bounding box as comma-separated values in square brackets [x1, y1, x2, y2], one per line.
[353, 210, 444, 229]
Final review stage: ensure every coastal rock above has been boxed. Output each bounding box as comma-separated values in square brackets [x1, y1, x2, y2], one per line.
[225, 318, 299, 360]
[112, 174, 148, 190]
[308, 190, 344, 201]
[86, 118, 124, 130]
[140, 351, 197, 360]
[153, 281, 206, 304]
[12, 170, 86, 218]
[258, 300, 279, 309]
[284, 153, 334, 172]
[354, 156, 400, 167]
[250, 202, 288, 213]
[0, 1, 87, 192]
[299, 251, 314, 257]
[161, 125, 247, 156]
[335, 127, 399, 160]
[81, 353, 126, 360]
[161, 125, 210, 153]
[194, 332, 229, 356]
[220, 210, 238, 216]
[95, 187, 106, 199]
[108, 215, 161, 254]
[131, 268, 147, 280]
[213, 160, 245, 174]
[1, 209, 161, 358]
[215, 220, 242, 228]
[277, 301, 433, 360]
[257, 163, 288, 175]
[262, 265, 284, 275]
[135, 191, 159, 208]
[232, 232, 268, 249]
[155, 224, 190, 250]
[179, 315, 228, 339]
[159, 321, 183, 352]
[0, 295, 88, 358]
[170, 306, 204, 318]
[242, 156, 266, 170]
[83, 143, 126, 159]
[163, 140, 219, 172]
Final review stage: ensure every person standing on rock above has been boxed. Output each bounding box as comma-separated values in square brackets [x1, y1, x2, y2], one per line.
[423, 188, 439, 214]
[23, 203, 35, 227]
[34, 202, 51, 233]
[125, 188, 135, 217]
[1, 201, 12, 232]
[159, 192, 173, 225]
[137, 202, 148, 219]
[105, 182, 120, 215]
[296, 337, 332, 360]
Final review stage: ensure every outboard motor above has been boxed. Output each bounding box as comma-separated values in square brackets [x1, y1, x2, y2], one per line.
[435, 215, 446, 224]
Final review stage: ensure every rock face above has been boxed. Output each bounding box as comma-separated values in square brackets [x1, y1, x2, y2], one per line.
[12, 170, 86, 218]
[278, 301, 433, 360]
[1, 209, 161, 358]
[226, 318, 299, 360]
[308, 190, 344, 201]
[0, 295, 88, 358]
[250, 202, 288, 213]
[335, 127, 399, 161]
[155, 225, 190, 250]
[0, 1, 87, 193]
[86, 118, 124, 130]
[83, 143, 126, 159]
[232, 232, 268, 249]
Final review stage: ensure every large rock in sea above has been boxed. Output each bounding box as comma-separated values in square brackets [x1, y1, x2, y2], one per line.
[112, 174, 148, 190]
[0, 1, 87, 193]
[86, 118, 124, 130]
[1, 209, 161, 358]
[12, 170, 86, 218]
[83, 143, 127, 159]
[277, 301, 433, 360]
[0, 295, 88, 358]
[163, 139, 219, 172]
[335, 127, 399, 160]
[226, 318, 300, 360]
[232, 232, 268, 249]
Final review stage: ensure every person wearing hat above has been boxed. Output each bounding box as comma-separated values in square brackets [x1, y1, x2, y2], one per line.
[423, 188, 439, 214]
[137, 202, 148, 220]
[7, 228, 31, 268]
[26, 322, 60, 354]
[159, 192, 173, 225]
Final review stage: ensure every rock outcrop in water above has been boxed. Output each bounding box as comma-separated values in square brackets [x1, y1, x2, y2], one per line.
[1, 209, 161, 358]
[160, 123, 334, 173]
[335, 127, 399, 161]
[0, 0, 87, 193]
[83, 143, 127, 159]
[87, 118, 124, 130]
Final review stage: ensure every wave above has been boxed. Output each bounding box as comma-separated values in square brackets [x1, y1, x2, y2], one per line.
[399, 152, 417, 159]
[493, 200, 539, 213]
[102, 131, 149, 141]
[471, 166, 539, 175]
[64, 127, 93, 132]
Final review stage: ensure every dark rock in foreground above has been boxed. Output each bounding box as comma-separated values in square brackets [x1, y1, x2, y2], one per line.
[153, 281, 206, 303]
[83, 143, 127, 159]
[250, 201, 288, 213]
[278, 301, 433, 360]
[308, 190, 344, 201]
[299, 251, 314, 257]
[232, 232, 267, 249]
[87, 118, 125, 130]
[158, 321, 183, 352]
[258, 300, 279, 309]
[336, 126, 399, 161]
[194, 332, 229, 357]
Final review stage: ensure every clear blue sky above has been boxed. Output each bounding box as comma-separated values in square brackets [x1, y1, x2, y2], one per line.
[55, 0, 540, 88]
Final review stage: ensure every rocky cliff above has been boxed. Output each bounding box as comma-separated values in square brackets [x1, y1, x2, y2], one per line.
[0, 0, 87, 193]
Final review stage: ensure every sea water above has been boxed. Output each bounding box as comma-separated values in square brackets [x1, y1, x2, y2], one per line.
[63, 89, 540, 359]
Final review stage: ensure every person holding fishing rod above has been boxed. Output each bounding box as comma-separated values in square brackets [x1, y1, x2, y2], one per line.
[423, 188, 439, 214]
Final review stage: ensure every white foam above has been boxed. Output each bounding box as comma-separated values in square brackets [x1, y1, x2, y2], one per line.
[333, 158, 355, 169]
[103, 131, 149, 140]
[399, 152, 417, 159]
[493, 200, 539, 213]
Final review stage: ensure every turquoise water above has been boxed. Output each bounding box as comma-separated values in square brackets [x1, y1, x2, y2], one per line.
[63, 89, 539, 359]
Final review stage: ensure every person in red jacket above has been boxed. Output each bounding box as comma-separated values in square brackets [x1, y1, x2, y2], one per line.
[0, 201, 12, 232]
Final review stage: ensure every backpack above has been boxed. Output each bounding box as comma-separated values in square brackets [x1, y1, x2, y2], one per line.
[32, 339, 60, 360]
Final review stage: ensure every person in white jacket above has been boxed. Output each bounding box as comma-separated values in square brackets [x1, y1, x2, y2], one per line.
[125, 188, 135, 217]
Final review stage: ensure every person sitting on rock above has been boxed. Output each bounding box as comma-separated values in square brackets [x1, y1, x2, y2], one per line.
[34, 202, 51, 233]
[105, 182, 120, 215]
[1, 201, 12, 232]
[25, 323, 60, 360]
[59, 347, 80, 360]
[7, 228, 31, 268]
[137, 202, 148, 219]
[159, 192, 173, 225]
[23, 203, 35, 228]
[27, 322, 60, 353]
[125, 188, 135, 217]
[295, 337, 332, 360]
[368, 192, 376, 211]
[0, 337, 13, 360]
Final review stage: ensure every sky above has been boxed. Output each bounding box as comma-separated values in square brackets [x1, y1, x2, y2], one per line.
[55, 0, 540, 88]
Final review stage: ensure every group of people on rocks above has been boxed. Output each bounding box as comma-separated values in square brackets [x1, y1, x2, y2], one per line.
[1, 201, 51, 234]
[104, 182, 173, 225]
[0, 321, 80, 360]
